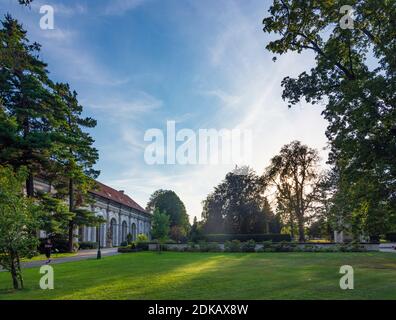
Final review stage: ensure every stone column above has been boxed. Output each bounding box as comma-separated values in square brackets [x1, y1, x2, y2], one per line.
[118, 211, 122, 246]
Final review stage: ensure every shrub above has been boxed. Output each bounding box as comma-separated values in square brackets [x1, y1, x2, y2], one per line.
[79, 241, 98, 250]
[136, 240, 150, 251]
[320, 246, 337, 252]
[164, 245, 180, 252]
[256, 242, 369, 253]
[129, 242, 137, 249]
[369, 235, 380, 243]
[204, 233, 291, 243]
[292, 246, 303, 252]
[241, 240, 256, 252]
[137, 234, 149, 241]
[346, 241, 367, 252]
[118, 246, 139, 253]
[126, 233, 133, 244]
[196, 241, 207, 252]
[206, 242, 221, 252]
[385, 232, 396, 242]
[120, 241, 128, 247]
[271, 241, 294, 252]
[261, 241, 273, 250]
[224, 240, 241, 252]
[301, 244, 315, 252]
[186, 243, 200, 252]
[197, 241, 221, 252]
[39, 238, 79, 253]
[118, 247, 130, 253]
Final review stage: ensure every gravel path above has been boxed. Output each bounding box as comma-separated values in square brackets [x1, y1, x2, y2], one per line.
[0, 248, 119, 271]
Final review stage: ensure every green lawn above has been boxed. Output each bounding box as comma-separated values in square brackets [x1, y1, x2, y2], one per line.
[1, 252, 396, 300]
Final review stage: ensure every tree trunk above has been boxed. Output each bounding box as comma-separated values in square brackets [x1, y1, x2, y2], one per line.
[9, 253, 20, 290]
[68, 222, 75, 252]
[297, 218, 305, 242]
[10, 267, 19, 290]
[68, 178, 75, 252]
[16, 254, 24, 289]
[25, 172, 34, 197]
[22, 114, 34, 198]
[290, 216, 295, 239]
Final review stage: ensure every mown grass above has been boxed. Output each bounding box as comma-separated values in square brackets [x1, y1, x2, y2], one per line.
[0, 252, 395, 300]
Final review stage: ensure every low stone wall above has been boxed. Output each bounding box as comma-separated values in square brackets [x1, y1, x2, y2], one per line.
[295, 243, 379, 251]
[148, 242, 380, 252]
[148, 243, 190, 251]
[379, 243, 396, 249]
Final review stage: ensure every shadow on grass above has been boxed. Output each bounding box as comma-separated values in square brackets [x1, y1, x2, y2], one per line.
[1, 252, 396, 300]
[57, 253, 250, 300]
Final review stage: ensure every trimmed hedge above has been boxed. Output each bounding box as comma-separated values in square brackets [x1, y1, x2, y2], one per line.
[154, 240, 370, 253]
[39, 238, 79, 253]
[118, 246, 139, 253]
[386, 232, 396, 242]
[197, 242, 222, 252]
[79, 241, 98, 250]
[136, 241, 150, 251]
[164, 242, 222, 253]
[257, 241, 367, 253]
[204, 234, 291, 243]
[224, 240, 241, 252]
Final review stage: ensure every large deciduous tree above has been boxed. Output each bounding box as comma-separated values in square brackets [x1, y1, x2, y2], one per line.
[146, 190, 189, 240]
[0, 166, 42, 290]
[264, 141, 321, 241]
[202, 166, 276, 234]
[263, 0, 396, 237]
[151, 208, 170, 252]
[189, 216, 204, 242]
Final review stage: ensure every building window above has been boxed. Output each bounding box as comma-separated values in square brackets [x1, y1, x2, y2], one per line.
[122, 221, 128, 243]
[131, 223, 137, 241]
[110, 218, 117, 247]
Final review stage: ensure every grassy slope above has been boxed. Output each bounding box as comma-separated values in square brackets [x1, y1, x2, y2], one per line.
[0, 252, 395, 300]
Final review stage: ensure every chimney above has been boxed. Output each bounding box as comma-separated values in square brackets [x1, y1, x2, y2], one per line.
[119, 190, 124, 194]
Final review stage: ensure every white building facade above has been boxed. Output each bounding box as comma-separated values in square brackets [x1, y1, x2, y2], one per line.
[81, 182, 151, 247]
[34, 179, 151, 247]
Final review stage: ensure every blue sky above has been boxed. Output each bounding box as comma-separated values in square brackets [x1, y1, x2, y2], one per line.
[1, 0, 329, 222]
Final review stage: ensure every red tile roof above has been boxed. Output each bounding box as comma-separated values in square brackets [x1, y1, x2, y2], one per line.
[90, 181, 147, 214]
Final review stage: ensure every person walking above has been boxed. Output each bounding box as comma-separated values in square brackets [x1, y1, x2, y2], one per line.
[44, 239, 53, 264]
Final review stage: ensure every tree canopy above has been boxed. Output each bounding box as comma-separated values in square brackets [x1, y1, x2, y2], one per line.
[0, 15, 100, 251]
[263, 0, 396, 237]
[202, 166, 278, 234]
[264, 141, 321, 241]
[0, 166, 42, 289]
[151, 208, 170, 241]
[18, 0, 33, 5]
[146, 189, 190, 240]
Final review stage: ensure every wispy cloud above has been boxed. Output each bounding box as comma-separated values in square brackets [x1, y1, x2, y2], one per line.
[30, 1, 87, 16]
[201, 89, 241, 108]
[101, 0, 329, 221]
[40, 28, 75, 41]
[85, 91, 162, 120]
[0, 0, 329, 221]
[103, 0, 147, 16]
[1, 1, 122, 87]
